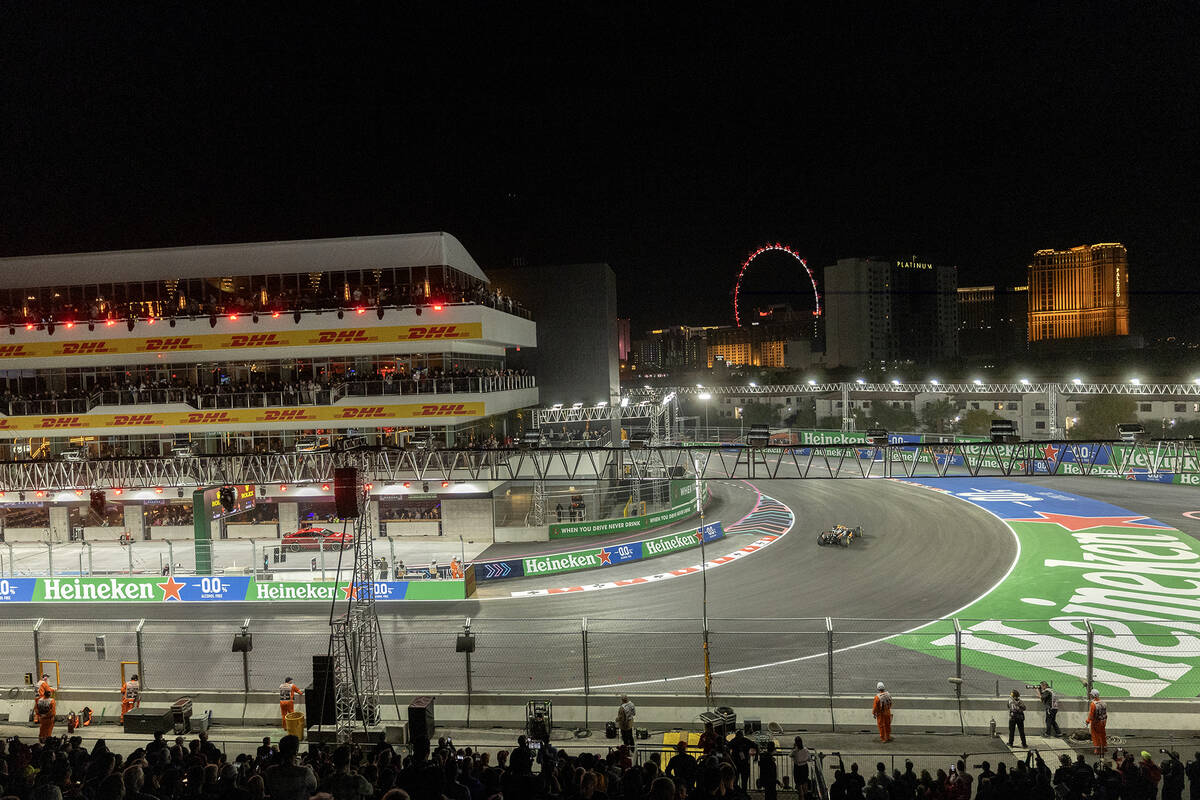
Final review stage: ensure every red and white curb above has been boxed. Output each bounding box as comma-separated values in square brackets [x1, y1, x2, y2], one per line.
[510, 485, 794, 597]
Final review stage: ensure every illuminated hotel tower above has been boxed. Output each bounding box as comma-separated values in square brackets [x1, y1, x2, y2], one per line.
[1027, 243, 1129, 342]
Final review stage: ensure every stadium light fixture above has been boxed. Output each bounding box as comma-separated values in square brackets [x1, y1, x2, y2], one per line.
[930, 378, 940, 386]
[806, 379, 817, 386]
[748, 382, 756, 387]
[1194, 378, 1200, 385]
[596, 401, 608, 407]
[1019, 378, 1030, 386]
[891, 379, 901, 386]
[619, 397, 630, 408]
[571, 402, 583, 409]
[698, 392, 712, 400]
[972, 378, 982, 386]
[855, 378, 866, 385]
[1130, 377, 1141, 385]
[1072, 377, 1083, 385]
[551, 403, 563, 409]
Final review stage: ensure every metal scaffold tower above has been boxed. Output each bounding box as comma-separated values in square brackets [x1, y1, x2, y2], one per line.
[331, 472, 381, 743]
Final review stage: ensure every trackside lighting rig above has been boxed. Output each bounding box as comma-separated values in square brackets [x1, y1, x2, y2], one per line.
[990, 419, 1020, 444]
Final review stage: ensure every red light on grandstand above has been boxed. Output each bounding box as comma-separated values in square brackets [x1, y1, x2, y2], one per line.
[229, 314, 238, 322]
[65, 321, 74, 328]
[441, 481, 450, 488]
[403, 481, 411, 489]
[365, 482, 374, 490]
[272, 311, 280, 319]
[35, 491, 45, 498]
[106, 319, 116, 326]
[25, 323, 33, 330]
[113, 488, 122, 495]
[355, 307, 366, 315]
[155, 486, 163, 493]
[321, 483, 330, 491]
[74, 489, 83, 496]
[432, 304, 443, 311]
[278, 484, 286, 492]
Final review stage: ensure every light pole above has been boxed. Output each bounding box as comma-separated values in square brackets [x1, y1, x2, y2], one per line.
[693, 456, 712, 706]
[698, 392, 712, 438]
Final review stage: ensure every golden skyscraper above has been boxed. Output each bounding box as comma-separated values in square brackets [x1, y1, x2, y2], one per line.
[1027, 243, 1129, 342]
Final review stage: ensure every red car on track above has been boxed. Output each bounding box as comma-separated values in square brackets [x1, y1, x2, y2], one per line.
[281, 527, 352, 552]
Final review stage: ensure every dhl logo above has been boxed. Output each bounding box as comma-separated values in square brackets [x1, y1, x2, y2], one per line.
[229, 333, 284, 348]
[403, 325, 471, 340]
[144, 337, 199, 351]
[184, 412, 235, 425]
[416, 403, 470, 416]
[315, 330, 372, 344]
[262, 409, 313, 421]
[61, 342, 114, 354]
[0, 345, 29, 357]
[113, 414, 160, 426]
[0, 419, 14, 429]
[39, 417, 85, 428]
[339, 407, 388, 419]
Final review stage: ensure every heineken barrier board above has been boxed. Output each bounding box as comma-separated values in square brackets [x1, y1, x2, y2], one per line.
[550, 482, 709, 540]
[477, 522, 724, 581]
[890, 477, 1200, 698]
[0, 575, 467, 602]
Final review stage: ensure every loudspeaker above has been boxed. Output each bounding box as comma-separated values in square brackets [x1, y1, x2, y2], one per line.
[668, 466, 685, 479]
[333, 467, 361, 519]
[231, 633, 252, 653]
[123, 708, 173, 735]
[743, 718, 762, 734]
[408, 696, 435, 741]
[306, 655, 335, 726]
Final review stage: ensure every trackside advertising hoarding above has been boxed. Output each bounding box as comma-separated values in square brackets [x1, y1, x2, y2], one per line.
[549, 481, 709, 540]
[0, 576, 468, 603]
[473, 521, 724, 581]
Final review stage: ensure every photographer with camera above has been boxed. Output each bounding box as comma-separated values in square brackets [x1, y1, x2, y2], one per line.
[1186, 752, 1200, 800]
[1160, 749, 1184, 800]
[1034, 680, 1062, 737]
[1006, 689, 1028, 748]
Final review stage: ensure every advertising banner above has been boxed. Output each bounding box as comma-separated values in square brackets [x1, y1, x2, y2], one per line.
[550, 482, 708, 540]
[509, 521, 724, 580]
[0, 323, 483, 362]
[0, 575, 469, 603]
[0, 402, 485, 433]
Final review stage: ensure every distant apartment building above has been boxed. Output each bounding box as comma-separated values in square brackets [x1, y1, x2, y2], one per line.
[632, 326, 710, 371]
[1027, 243, 1129, 343]
[958, 284, 1028, 359]
[824, 257, 958, 368]
[616, 317, 631, 362]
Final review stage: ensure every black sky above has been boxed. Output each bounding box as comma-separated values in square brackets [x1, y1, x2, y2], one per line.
[1, 4, 1197, 333]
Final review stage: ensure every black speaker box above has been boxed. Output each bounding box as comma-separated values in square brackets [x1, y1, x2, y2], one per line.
[123, 708, 173, 735]
[333, 467, 361, 519]
[306, 655, 336, 726]
[408, 696, 435, 741]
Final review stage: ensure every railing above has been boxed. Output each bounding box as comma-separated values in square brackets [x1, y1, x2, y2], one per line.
[3, 614, 1188, 702]
[0, 375, 535, 415]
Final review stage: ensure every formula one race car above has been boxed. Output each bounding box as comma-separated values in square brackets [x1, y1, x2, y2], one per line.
[817, 524, 864, 547]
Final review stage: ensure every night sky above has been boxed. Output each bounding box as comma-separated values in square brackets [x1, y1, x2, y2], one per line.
[1, 5, 1196, 334]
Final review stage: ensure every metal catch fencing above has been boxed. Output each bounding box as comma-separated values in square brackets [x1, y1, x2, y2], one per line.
[2, 616, 1182, 702]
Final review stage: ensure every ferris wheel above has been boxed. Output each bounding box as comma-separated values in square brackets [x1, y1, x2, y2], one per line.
[732, 243, 821, 327]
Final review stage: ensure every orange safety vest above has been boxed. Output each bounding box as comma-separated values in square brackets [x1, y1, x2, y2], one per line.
[279, 683, 300, 701]
[123, 680, 140, 701]
[450, 560, 462, 578]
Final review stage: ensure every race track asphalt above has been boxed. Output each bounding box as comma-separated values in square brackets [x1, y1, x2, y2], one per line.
[4, 479, 1019, 697]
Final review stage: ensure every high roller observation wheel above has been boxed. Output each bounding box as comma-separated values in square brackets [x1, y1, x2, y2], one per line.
[732, 243, 822, 327]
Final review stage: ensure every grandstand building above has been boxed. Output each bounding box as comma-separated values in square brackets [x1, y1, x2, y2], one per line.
[0, 232, 537, 541]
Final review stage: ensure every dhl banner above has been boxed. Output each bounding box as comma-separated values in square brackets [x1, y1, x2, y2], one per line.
[0, 402, 485, 432]
[0, 323, 483, 360]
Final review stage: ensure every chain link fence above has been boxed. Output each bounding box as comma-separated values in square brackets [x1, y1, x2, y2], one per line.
[0, 616, 1188, 701]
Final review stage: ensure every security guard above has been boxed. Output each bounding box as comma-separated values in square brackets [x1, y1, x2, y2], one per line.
[34, 674, 55, 741]
[121, 673, 141, 722]
[279, 677, 303, 728]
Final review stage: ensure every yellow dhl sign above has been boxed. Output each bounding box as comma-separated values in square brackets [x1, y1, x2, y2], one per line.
[0, 323, 483, 360]
[0, 403, 485, 431]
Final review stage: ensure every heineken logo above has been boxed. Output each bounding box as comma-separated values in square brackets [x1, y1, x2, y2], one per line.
[42, 579, 157, 601]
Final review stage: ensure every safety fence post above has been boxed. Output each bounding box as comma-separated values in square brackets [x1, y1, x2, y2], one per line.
[826, 617, 835, 731]
[136, 619, 146, 689]
[167, 541, 175, 574]
[240, 618, 251, 694]
[1085, 619, 1095, 693]
[85, 542, 93, 575]
[33, 618, 43, 678]
[582, 617, 590, 730]
[463, 617, 473, 728]
[4, 542, 12, 576]
[127, 541, 134, 575]
[46, 542, 54, 577]
[320, 541, 327, 580]
[953, 618, 965, 734]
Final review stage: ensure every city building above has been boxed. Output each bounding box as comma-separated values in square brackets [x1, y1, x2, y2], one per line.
[616, 317, 631, 362]
[631, 326, 710, 372]
[958, 284, 1029, 360]
[1027, 243, 1129, 343]
[823, 257, 958, 368]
